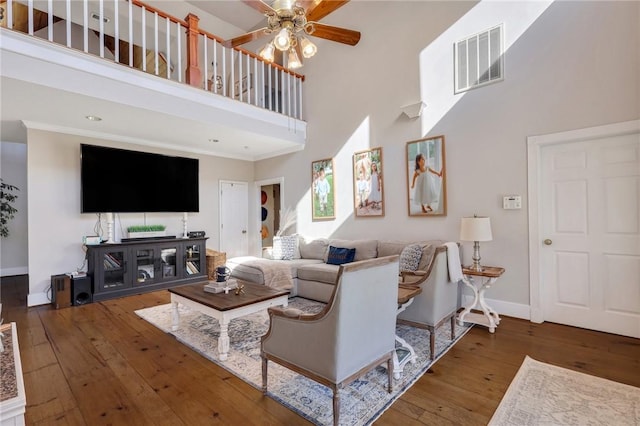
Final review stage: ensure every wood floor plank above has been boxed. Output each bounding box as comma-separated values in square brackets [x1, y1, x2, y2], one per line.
[2, 277, 638, 426]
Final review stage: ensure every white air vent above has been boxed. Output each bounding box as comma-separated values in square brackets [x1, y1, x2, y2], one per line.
[455, 24, 504, 93]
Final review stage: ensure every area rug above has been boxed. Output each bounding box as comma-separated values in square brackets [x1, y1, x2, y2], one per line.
[135, 297, 471, 426]
[489, 356, 640, 425]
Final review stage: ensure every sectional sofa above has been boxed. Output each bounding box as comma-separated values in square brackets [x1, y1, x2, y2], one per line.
[226, 237, 454, 303]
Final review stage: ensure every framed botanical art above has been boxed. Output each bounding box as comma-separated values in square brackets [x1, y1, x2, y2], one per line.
[311, 158, 335, 220]
[352, 147, 384, 217]
[406, 135, 446, 216]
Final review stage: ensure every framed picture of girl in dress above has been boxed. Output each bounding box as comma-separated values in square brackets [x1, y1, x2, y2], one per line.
[406, 136, 446, 216]
[352, 147, 384, 217]
[311, 158, 335, 221]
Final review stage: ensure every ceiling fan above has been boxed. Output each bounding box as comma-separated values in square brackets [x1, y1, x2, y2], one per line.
[222, 0, 361, 69]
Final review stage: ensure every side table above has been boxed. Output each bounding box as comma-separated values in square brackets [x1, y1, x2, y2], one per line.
[457, 266, 505, 333]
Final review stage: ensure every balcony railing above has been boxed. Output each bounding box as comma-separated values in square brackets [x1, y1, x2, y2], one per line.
[0, 0, 305, 120]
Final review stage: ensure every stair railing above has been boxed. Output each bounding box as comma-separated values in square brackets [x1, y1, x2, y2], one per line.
[0, 0, 304, 120]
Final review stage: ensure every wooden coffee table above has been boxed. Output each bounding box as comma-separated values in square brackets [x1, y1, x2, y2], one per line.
[168, 281, 289, 360]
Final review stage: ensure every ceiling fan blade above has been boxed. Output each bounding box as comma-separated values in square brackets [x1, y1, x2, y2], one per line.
[307, 22, 360, 46]
[242, 0, 276, 15]
[303, 0, 350, 22]
[222, 28, 269, 48]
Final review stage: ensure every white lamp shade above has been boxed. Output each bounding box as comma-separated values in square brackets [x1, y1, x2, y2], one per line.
[299, 36, 317, 58]
[259, 42, 275, 62]
[287, 48, 302, 69]
[274, 28, 291, 51]
[460, 216, 493, 242]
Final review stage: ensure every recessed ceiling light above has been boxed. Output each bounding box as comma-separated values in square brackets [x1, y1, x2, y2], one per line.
[209, 138, 219, 143]
[85, 115, 102, 121]
[90, 12, 110, 23]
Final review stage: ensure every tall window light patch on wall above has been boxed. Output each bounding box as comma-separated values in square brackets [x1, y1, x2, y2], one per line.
[455, 24, 504, 93]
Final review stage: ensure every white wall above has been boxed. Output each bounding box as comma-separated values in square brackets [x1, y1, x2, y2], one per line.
[26, 129, 253, 305]
[255, 1, 640, 312]
[0, 141, 28, 276]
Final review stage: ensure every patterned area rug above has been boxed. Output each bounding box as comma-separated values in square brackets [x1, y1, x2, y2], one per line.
[489, 356, 640, 425]
[135, 297, 471, 426]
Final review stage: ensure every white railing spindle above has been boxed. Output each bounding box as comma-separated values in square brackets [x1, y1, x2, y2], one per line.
[202, 34, 208, 89]
[47, 0, 53, 41]
[141, 7, 146, 72]
[114, 0, 119, 63]
[213, 41, 218, 94]
[66, 0, 71, 47]
[7, 0, 13, 30]
[254, 57, 258, 107]
[222, 46, 227, 96]
[129, 0, 133, 67]
[230, 50, 235, 99]
[165, 18, 170, 79]
[83, 0, 88, 53]
[154, 12, 158, 75]
[99, 0, 104, 58]
[176, 21, 182, 83]
[27, 0, 33, 35]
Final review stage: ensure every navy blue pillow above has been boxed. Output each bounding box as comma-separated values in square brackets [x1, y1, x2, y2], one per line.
[326, 246, 356, 265]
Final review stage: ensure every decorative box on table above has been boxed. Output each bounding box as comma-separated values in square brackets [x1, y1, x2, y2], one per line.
[206, 249, 227, 281]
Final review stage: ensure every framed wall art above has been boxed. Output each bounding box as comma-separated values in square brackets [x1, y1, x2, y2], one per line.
[352, 147, 384, 217]
[311, 158, 335, 220]
[406, 135, 446, 216]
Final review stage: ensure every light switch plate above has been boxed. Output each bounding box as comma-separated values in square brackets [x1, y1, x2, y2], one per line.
[503, 195, 522, 209]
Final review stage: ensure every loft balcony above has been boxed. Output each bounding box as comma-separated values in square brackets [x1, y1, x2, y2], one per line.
[0, 0, 307, 160]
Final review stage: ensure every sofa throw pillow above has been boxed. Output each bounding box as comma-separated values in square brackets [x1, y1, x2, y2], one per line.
[399, 243, 423, 272]
[326, 246, 356, 265]
[272, 235, 298, 260]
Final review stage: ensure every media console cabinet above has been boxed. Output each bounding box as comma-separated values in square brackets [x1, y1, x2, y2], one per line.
[87, 237, 208, 302]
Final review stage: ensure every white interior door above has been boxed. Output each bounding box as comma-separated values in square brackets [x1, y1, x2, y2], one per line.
[219, 181, 248, 258]
[538, 131, 640, 338]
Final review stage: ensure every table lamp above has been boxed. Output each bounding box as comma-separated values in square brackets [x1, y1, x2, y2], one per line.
[460, 216, 493, 272]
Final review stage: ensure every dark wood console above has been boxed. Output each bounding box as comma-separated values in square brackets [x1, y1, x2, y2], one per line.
[87, 237, 207, 302]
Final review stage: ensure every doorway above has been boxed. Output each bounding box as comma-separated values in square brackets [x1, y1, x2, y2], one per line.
[528, 120, 640, 338]
[257, 178, 283, 258]
[219, 180, 248, 258]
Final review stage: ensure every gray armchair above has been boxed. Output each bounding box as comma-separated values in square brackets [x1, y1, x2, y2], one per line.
[397, 245, 460, 359]
[261, 256, 400, 426]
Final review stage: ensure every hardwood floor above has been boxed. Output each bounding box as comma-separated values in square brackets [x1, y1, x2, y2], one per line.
[2, 275, 639, 425]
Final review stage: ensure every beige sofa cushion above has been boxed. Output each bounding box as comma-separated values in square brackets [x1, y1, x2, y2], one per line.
[325, 239, 378, 262]
[228, 257, 323, 283]
[299, 238, 330, 260]
[377, 240, 442, 272]
[297, 263, 340, 285]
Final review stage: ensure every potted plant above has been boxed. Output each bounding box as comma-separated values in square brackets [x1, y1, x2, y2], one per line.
[127, 224, 167, 239]
[0, 179, 19, 238]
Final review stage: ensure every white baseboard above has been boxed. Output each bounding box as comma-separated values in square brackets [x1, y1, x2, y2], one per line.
[461, 294, 531, 320]
[0, 266, 28, 277]
[27, 292, 50, 307]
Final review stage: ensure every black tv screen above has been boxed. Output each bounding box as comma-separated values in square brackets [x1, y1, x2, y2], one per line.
[81, 144, 199, 213]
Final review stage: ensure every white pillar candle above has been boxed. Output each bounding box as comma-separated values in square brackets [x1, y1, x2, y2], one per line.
[183, 212, 188, 221]
[105, 212, 114, 222]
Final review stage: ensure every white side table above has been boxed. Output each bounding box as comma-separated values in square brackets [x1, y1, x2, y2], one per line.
[457, 266, 505, 333]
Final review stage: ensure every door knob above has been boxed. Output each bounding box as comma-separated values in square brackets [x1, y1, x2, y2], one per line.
[242, 230, 247, 234]
[543, 239, 552, 245]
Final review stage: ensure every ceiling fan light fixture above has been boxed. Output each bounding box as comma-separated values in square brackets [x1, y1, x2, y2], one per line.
[274, 27, 291, 51]
[259, 42, 276, 62]
[287, 48, 302, 69]
[299, 36, 317, 58]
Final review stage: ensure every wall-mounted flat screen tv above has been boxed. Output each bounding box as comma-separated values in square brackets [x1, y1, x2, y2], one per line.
[81, 144, 199, 213]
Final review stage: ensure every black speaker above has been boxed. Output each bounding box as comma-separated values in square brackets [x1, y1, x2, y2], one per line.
[72, 276, 93, 306]
[51, 274, 72, 309]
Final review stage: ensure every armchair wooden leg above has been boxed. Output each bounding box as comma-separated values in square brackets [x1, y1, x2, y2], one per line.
[261, 356, 268, 395]
[429, 330, 436, 360]
[450, 315, 456, 340]
[333, 386, 340, 426]
[387, 357, 394, 393]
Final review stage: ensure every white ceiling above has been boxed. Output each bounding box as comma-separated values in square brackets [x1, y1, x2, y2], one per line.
[0, 1, 306, 161]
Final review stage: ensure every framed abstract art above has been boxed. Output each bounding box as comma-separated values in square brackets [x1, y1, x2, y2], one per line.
[406, 136, 446, 216]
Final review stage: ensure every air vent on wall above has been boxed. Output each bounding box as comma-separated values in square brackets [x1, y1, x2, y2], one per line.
[455, 24, 504, 93]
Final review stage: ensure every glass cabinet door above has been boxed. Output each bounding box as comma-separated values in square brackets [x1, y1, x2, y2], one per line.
[133, 247, 157, 285]
[159, 247, 178, 280]
[100, 249, 129, 291]
[184, 243, 204, 276]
